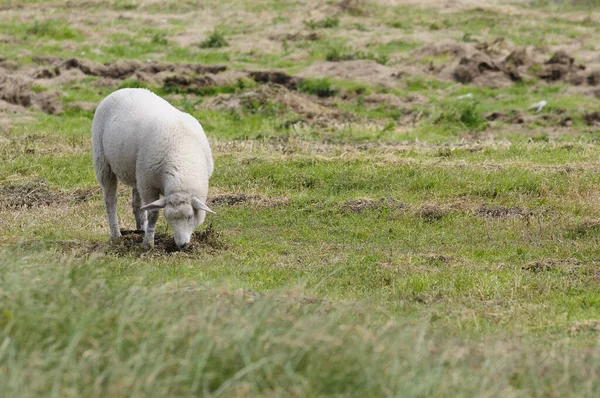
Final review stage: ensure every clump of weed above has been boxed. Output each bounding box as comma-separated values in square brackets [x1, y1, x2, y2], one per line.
[151, 32, 168, 45]
[458, 100, 486, 130]
[304, 16, 340, 29]
[324, 44, 388, 65]
[325, 45, 356, 62]
[299, 77, 337, 97]
[434, 100, 487, 131]
[199, 30, 228, 48]
[113, 0, 138, 10]
[26, 20, 81, 40]
[118, 79, 149, 89]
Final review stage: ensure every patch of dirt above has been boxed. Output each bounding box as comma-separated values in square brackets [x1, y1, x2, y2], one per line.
[67, 101, 97, 113]
[208, 193, 290, 207]
[523, 258, 583, 273]
[0, 75, 33, 107]
[297, 60, 403, 88]
[475, 37, 512, 58]
[568, 320, 600, 334]
[26, 56, 229, 89]
[362, 93, 420, 109]
[416, 203, 452, 222]
[536, 50, 586, 83]
[61, 225, 226, 257]
[423, 254, 456, 266]
[565, 220, 600, 239]
[588, 71, 600, 86]
[0, 180, 98, 209]
[340, 197, 409, 213]
[163, 74, 217, 92]
[268, 31, 321, 42]
[0, 180, 63, 208]
[584, 111, 600, 127]
[485, 110, 526, 124]
[338, 0, 368, 15]
[55, 57, 227, 80]
[248, 70, 302, 90]
[475, 205, 533, 219]
[444, 45, 599, 89]
[414, 42, 468, 59]
[485, 109, 574, 128]
[0, 75, 63, 115]
[0, 98, 29, 115]
[200, 84, 358, 126]
[452, 52, 520, 87]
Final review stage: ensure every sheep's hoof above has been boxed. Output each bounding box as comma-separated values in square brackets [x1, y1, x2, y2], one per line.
[109, 236, 123, 245]
[142, 239, 154, 250]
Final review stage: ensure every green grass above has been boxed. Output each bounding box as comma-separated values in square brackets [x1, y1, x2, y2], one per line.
[199, 29, 229, 49]
[3, 0, 600, 396]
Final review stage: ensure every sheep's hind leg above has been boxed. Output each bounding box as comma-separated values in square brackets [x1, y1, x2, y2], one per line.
[132, 188, 147, 232]
[99, 170, 121, 241]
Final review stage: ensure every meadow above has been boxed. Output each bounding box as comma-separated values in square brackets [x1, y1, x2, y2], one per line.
[2, 0, 600, 396]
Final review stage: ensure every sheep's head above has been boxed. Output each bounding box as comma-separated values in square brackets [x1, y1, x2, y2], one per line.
[141, 194, 214, 249]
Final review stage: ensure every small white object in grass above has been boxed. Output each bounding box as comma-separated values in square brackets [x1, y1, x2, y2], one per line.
[92, 88, 214, 250]
[457, 93, 473, 100]
[528, 100, 547, 113]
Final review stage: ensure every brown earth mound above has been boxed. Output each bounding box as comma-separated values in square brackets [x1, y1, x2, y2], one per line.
[451, 47, 598, 88]
[584, 111, 600, 127]
[200, 84, 359, 125]
[0, 180, 96, 209]
[52, 57, 227, 80]
[0, 75, 62, 114]
[248, 70, 302, 90]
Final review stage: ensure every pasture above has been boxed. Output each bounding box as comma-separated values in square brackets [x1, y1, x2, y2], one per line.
[2, 0, 600, 396]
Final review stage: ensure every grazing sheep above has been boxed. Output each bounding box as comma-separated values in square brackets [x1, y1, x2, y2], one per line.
[92, 88, 214, 249]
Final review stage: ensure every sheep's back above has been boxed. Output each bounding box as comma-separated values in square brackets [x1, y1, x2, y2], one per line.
[93, 88, 211, 188]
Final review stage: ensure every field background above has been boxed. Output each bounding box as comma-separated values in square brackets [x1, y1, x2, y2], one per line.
[2, 0, 600, 396]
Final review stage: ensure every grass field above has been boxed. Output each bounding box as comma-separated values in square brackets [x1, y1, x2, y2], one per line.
[2, 0, 600, 396]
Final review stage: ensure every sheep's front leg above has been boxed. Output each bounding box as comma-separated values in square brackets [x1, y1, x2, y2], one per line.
[143, 209, 159, 250]
[140, 189, 160, 250]
[132, 188, 147, 232]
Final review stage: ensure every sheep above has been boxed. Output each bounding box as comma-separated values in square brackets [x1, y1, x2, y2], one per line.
[92, 88, 214, 250]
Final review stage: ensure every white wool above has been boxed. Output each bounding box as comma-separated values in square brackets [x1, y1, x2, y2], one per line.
[92, 88, 214, 249]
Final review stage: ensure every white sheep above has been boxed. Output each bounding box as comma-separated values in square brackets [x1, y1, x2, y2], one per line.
[92, 88, 214, 249]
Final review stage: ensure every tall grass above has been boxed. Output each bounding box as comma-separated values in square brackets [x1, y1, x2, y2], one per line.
[1, 250, 600, 397]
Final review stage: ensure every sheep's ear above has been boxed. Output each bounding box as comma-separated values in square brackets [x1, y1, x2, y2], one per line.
[141, 198, 167, 211]
[192, 197, 215, 214]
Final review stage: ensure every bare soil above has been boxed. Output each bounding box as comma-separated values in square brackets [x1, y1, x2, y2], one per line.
[200, 84, 361, 127]
[58, 224, 226, 257]
[0, 180, 97, 209]
[298, 60, 403, 88]
[340, 197, 409, 213]
[475, 205, 533, 219]
[209, 192, 289, 207]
